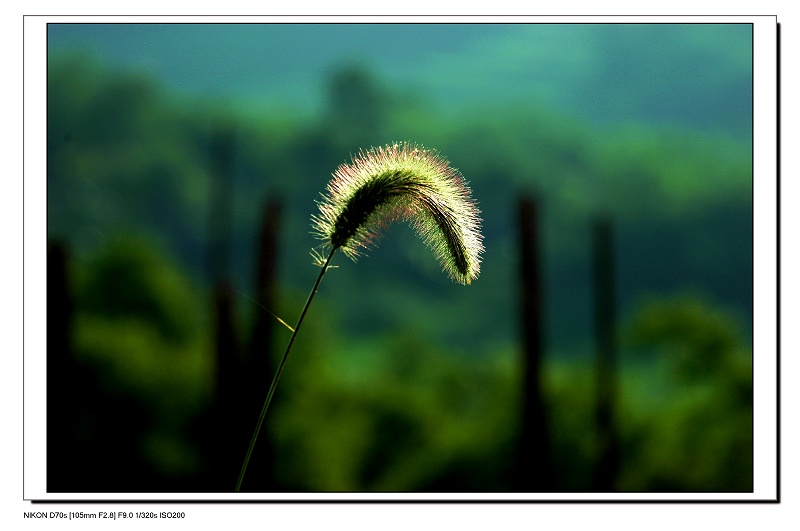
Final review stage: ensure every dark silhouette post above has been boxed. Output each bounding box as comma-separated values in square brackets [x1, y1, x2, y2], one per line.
[249, 198, 282, 377]
[205, 121, 243, 490]
[47, 243, 153, 492]
[47, 241, 74, 492]
[244, 197, 283, 491]
[516, 195, 553, 491]
[591, 216, 620, 491]
[207, 122, 236, 286]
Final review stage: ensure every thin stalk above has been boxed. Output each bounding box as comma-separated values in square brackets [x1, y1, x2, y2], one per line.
[235, 247, 337, 492]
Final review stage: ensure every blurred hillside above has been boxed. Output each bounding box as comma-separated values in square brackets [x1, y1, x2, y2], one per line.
[47, 24, 753, 138]
[46, 52, 752, 354]
[45, 24, 753, 494]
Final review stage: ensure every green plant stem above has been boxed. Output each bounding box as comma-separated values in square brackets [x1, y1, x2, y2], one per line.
[235, 247, 337, 492]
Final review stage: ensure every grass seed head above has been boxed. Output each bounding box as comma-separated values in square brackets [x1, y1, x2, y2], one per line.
[312, 142, 483, 284]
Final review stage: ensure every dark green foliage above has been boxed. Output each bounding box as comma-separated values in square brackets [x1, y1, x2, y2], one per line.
[55, 237, 211, 490]
[628, 294, 747, 381]
[77, 237, 200, 342]
[266, 332, 518, 491]
[617, 295, 753, 491]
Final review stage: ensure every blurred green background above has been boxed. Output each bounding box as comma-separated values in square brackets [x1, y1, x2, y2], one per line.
[46, 23, 753, 493]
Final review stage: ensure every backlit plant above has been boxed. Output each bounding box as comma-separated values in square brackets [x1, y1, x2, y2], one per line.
[236, 141, 483, 491]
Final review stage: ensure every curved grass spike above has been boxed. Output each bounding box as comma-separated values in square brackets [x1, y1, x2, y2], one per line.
[236, 141, 483, 491]
[313, 141, 483, 284]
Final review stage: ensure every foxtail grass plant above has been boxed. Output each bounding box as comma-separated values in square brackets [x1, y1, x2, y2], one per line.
[235, 141, 483, 491]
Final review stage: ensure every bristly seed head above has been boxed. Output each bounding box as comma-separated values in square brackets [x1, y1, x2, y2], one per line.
[312, 142, 484, 284]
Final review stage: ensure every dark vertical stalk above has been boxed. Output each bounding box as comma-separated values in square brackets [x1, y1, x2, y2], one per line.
[245, 197, 282, 491]
[47, 241, 74, 492]
[206, 121, 240, 489]
[516, 196, 553, 491]
[210, 282, 241, 489]
[249, 198, 282, 376]
[592, 216, 620, 491]
[207, 122, 236, 285]
[214, 283, 240, 399]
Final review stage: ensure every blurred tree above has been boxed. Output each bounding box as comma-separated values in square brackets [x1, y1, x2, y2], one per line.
[78, 236, 199, 343]
[65, 236, 211, 491]
[266, 331, 517, 492]
[47, 53, 213, 278]
[628, 294, 747, 383]
[618, 294, 753, 491]
[592, 216, 621, 491]
[323, 65, 390, 150]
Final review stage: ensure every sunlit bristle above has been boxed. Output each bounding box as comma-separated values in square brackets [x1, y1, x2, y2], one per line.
[312, 141, 483, 284]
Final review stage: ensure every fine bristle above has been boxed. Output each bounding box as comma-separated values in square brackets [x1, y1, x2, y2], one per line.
[312, 142, 483, 284]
